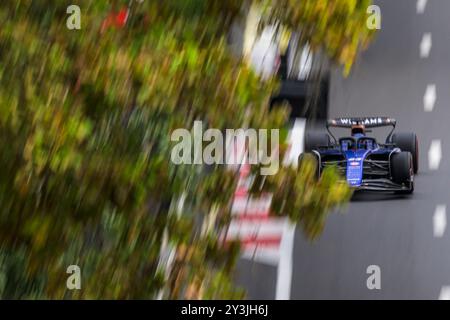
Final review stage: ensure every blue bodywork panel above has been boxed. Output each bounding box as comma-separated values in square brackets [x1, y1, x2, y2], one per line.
[344, 150, 370, 187]
[317, 136, 395, 188]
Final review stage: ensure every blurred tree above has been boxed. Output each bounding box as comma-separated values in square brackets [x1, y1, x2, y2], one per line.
[0, 0, 363, 299]
[259, 0, 376, 75]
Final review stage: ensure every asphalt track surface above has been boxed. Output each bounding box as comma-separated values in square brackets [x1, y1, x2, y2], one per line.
[237, 0, 450, 299]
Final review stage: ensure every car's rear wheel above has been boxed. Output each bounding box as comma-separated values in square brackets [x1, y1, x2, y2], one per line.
[391, 151, 414, 194]
[304, 132, 330, 152]
[391, 132, 419, 174]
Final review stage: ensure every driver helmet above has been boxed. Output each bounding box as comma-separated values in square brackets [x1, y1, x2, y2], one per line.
[351, 124, 366, 139]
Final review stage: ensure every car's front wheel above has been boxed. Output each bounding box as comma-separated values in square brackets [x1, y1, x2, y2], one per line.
[391, 151, 414, 194]
[391, 132, 419, 174]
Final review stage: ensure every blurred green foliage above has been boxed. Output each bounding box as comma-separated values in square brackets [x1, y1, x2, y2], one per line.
[259, 0, 376, 75]
[0, 0, 368, 299]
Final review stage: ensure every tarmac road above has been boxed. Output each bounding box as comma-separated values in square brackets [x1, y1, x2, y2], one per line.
[291, 0, 450, 299]
[237, 0, 450, 300]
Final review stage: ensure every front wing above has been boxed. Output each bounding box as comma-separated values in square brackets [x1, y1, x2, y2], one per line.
[355, 178, 413, 192]
[317, 155, 413, 192]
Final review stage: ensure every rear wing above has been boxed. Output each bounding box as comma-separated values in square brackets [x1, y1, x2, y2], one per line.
[327, 117, 396, 128]
[326, 117, 396, 142]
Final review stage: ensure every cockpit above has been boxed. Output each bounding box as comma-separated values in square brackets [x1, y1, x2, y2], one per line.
[335, 124, 379, 151]
[339, 137, 378, 151]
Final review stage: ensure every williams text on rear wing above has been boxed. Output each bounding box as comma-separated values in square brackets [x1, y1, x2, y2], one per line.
[327, 117, 396, 128]
[326, 117, 396, 143]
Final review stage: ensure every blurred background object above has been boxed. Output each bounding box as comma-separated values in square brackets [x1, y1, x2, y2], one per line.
[0, 0, 372, 299]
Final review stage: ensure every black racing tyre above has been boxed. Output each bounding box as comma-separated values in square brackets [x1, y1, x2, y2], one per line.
[391, 151, 414, 194]
[304, 132, 330, 152]
[298, 152, 319, 179]
[392, 132, 419, 174]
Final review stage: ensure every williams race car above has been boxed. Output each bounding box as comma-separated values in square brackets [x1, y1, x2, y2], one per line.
[299, 117, 418, 194]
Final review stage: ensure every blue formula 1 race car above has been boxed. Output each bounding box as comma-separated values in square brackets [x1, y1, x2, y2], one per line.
[299, 117, 419, 194]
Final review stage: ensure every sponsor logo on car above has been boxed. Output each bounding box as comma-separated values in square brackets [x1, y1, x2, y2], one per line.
[339, 117, 386, 126]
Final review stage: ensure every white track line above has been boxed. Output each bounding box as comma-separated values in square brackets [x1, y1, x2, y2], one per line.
[428, 140, 442, 171]
[433, 205, 447, 238]
[420, 33, 432, 58]
[424, 84, 436, 112]
[283, 118, 306, 167]
[275, 118, 305, 300]
[238, 119, 305, 299]
[440, 286, 450, 300]
[417, 0, 428, 14]
[275, 220, 295, 300]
